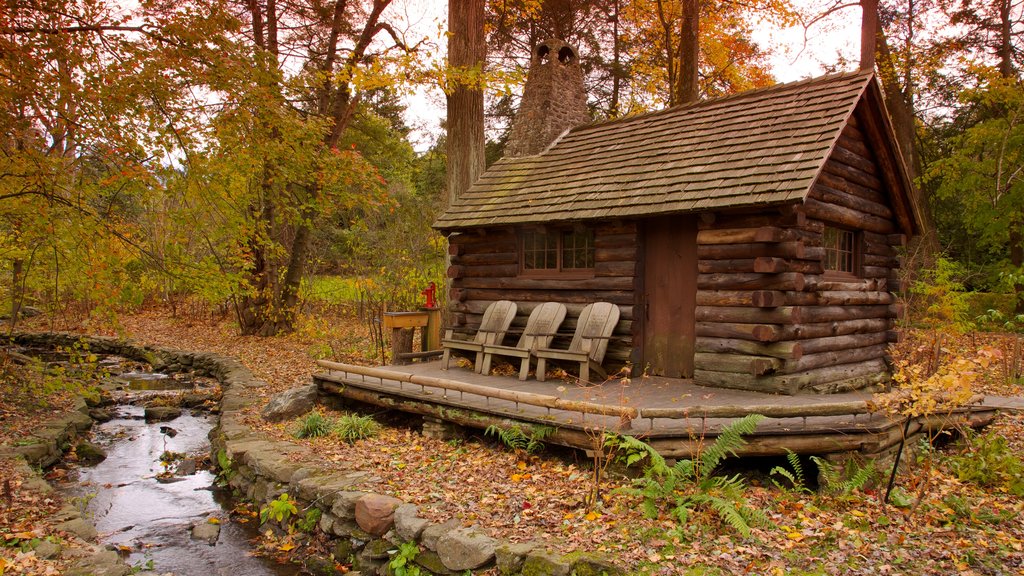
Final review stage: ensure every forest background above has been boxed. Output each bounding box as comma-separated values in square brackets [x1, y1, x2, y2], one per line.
[2, 0, 1023, 338]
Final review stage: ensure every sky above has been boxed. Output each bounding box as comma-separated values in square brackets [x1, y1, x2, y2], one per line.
[399, 0, 865, 151]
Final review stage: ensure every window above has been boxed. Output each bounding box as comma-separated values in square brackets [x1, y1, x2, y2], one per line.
[520, 227, 595, 276]
[823, 226, 859, 275]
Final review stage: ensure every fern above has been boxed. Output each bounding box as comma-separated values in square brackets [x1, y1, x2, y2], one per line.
[705, 495, 752, 538]
[811, 455, 877, 496]
[770, 450, 810, 493]
[485, 424, 553, 455]
[610, 415, 771, 537]
[697, 414, 763, 478]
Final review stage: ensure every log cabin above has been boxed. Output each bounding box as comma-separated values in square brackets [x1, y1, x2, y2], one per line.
[434, 40, 921, 395]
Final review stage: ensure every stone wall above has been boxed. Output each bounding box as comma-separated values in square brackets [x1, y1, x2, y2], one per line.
[9, 333, 623, 576]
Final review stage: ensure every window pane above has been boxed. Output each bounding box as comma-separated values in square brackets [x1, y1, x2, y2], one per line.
[824, 226, 856, 274]
[561, 230, 594, 269]
[523, 231, 558, 270]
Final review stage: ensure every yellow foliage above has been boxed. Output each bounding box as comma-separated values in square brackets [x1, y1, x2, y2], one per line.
[872, 347, 997, 418]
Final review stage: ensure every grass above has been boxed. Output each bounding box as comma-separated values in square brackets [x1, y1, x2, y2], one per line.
[303, 276, 364, 306]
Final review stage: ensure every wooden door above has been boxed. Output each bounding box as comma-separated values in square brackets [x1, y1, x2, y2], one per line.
[642, 215, 697, 378]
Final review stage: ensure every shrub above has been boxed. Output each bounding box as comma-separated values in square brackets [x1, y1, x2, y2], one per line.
[944, 430, 1024, 496]
[293, 411, 333, 439]
[333, 413, 381, 443]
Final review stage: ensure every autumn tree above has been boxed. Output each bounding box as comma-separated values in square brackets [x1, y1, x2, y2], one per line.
[219, 0, 419, 335]
[447, 0, 486, 204]
[0, 0, 236, 326]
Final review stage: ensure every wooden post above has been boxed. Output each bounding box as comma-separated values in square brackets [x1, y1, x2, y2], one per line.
[423, 307, 442, 351]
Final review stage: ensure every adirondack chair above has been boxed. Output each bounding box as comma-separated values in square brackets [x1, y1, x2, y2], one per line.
[480, 302, 567, 380]
[441, 300, 517, 373]
[535, 302, 620, 383]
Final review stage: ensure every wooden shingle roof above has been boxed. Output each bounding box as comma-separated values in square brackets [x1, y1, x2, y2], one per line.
[435, 70, 902, 231]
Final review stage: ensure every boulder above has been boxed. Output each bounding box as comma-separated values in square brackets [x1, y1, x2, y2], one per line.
[570, 553, 624, 576]
[32, 539, 62, 559]
[394, 504, 429, 542]
[260, 384, 318, 422]
[496, 542, 537, 575]
[143, 406, 181, 423]
[354, 494, 402, 536]
[190, 520, 221, 545]
[74, 441, 107, 465]
[436, 527, 496, 571]
[521, 551, 571, 576]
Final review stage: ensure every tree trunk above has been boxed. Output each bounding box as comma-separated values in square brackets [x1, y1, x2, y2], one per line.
[677, 0, 699, 104]
[609, 0, 622, 117]
[998, 0, 1014, 78]
[1012, 225, 1024, 314]
[446, 0, 486, 205]
[860, 0, 878, 71]
[10, 259, 23, 327]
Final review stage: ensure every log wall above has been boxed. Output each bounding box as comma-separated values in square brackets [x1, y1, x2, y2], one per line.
[445, 114, 908, 394]
[446, 221, 639, 366]
[692, 115, 903, 394]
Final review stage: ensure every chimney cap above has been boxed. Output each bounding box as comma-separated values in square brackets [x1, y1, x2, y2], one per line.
[534, 39, 579, 66]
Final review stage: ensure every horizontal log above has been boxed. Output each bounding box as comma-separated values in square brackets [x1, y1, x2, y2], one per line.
[695, 322, 781, 342]
[450, 251, 518, 266]
[458, 299, 634, 321]
[698, 241, 809, 260]
[450, 232, 517, 251]
[754, 257, 788, 273]
[816, 167, 887, 206]
[594, 233, 639, 249]
[862, 266, 890, 279]
[803, 197, 895, 234]
[781, 344, 888, 374]
[697, 207, 806, 230]
[814, 290, 895, 306]
[697, 318, 893, 343]
[457, 276, 635, 291]
[794, 304, 898, 323]
[692, 369, 800, 394]
[805, 276, 882, 291]
[888, 234, 907, 247]
[459, 289, 636, 309]
[822, 156, 884, 193]
[595, 261, 637, 277]
[698, 272, 805, 291]
[639, 399, 871, 420]
[863, 240, 896, 259]
[830, 138, 879, 175]
[695, 337, 803, 360]
[696, 305, 801, 324]
[811, 183, 893, 219]
[768, 358, 890, 394]
[797, 331, 892, 355]
[447, 264, 519, 278]
[694, 352, 782, 376]
[696, 226, 795, 245]
[697, 290, 786, 307]
[595, 246, 638, 262]
[837, 130, 871, 160]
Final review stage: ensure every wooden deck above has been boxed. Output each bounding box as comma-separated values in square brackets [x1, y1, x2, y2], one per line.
[314, 360, 998, 458]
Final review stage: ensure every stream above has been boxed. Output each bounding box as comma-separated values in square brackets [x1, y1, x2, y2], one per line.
[50, 360, 301, 576]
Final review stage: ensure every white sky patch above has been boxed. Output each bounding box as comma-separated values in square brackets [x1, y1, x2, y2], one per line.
[399, 0, 865, 151]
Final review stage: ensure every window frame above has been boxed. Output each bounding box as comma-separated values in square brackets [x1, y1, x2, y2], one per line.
[822, 225, 862, 278]
[518, 226, 596, 279]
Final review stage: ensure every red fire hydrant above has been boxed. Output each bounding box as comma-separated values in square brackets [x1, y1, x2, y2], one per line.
[421, 282, 437, 309]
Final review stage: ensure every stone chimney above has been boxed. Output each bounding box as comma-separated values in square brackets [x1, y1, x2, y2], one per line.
[504, 39, 590, 158]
